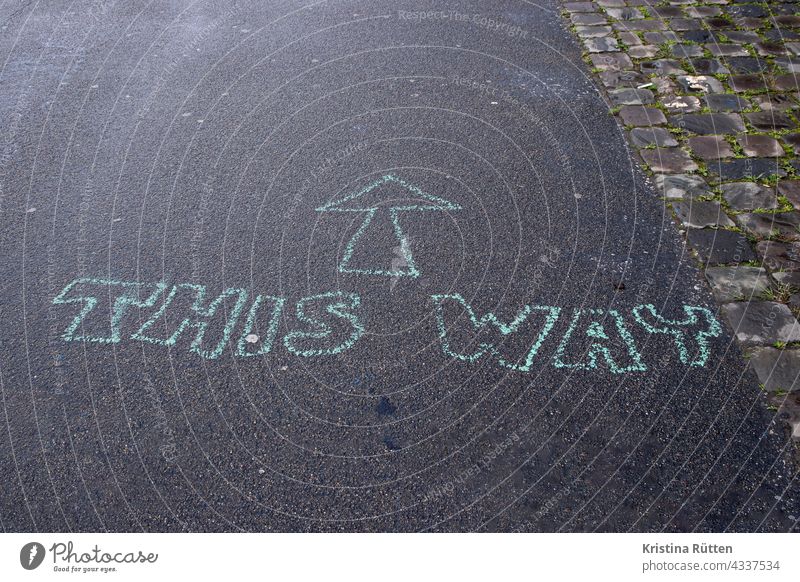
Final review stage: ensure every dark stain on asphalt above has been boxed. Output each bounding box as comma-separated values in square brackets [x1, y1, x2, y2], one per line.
[376, 397, 397, 417]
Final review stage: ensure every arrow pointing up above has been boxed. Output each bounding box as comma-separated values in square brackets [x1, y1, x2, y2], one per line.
[316, 174, 462, 278]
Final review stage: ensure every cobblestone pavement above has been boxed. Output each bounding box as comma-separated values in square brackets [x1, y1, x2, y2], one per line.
[563, 0, 800, 443]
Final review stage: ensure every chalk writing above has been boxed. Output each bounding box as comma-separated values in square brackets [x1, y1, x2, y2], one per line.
[53, 279, 366, 360]
[632, 304, 721, 367]
[553, 308, 647, 374]
[131, 284, 249, 360]
[52, 278, 168, 344]
[431, 293, 560, 372]
[431, 294, 721, 374]
[315, 174, 461, 277]
[283, 292, 365, 357]
[51, 277, 723, 373]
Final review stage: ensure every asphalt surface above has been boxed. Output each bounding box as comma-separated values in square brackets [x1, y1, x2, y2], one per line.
[1, 0, 798, 532]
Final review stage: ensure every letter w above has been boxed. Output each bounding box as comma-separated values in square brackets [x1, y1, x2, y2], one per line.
[431, 294, 560, 372]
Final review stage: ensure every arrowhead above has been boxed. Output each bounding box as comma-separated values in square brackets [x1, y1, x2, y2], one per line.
[315, 174, 461, 212]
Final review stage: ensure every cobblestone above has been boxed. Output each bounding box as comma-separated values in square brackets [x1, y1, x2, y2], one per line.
[729, 75, 769, 92]
[736, 212, 800, 241]
[722, 302, 800, 346]
[705, 266, 770, 302]
[619, 105, 667, 125]
[777, 181, 800, 209]
[663, 95, 702, 113]
[688, 230, 757, 264]
[721, 182, 779, 211]
[609, 87, 655, 105]
[756, 94, 798, 112]
[692, 58, 730, 74]
[630, 127, 679, 147]
[654, 173, 711, 198]
[712, 157, 786, 180]
[584, 36, 620, 52]
[641, 148, 699, 172]
[688, 135, 734, 160]
[590, 52, 633, 70]
[745, 111, 796, 132]
[738, 135, 785, 158]
[757, 240, 800, 271]
[672, 200, 734, 227]
[669, 113, 745, 134]
[749, 347, 800, 394]
[704, 94, 748, 112]
[679, 71, 722, 89]
[560, 0, 800, 439]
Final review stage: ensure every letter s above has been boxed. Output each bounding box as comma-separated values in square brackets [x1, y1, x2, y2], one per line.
[283, 292, 364, 356]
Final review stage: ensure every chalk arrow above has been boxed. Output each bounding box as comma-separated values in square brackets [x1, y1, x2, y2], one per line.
[315, 174, 461, 278]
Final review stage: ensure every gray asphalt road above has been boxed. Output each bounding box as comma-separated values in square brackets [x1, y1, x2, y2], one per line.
[0, 0, 798, 532]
